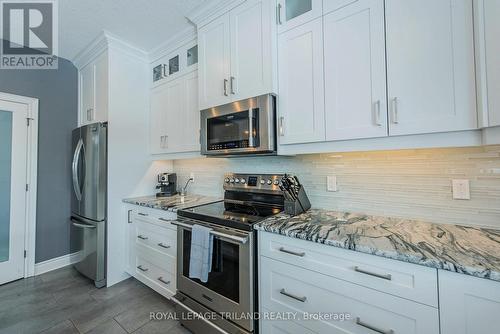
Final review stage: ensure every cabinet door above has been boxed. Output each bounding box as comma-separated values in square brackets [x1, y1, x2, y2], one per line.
[180, 71, 200, 152]
[230, 0, 274, 101]
[79, 63, 94, 125]
[278, 18, 325, 144]
[198, 13, 231, 110]
[475, 0, 500, 127]
[150, 84, 169, 154]
[163, 78, 184, 152]
[94, 51, 108, 123]
[324, 0, 387, 141]
[276, 0, 322, 33]
[386, 0, 476, 136]
[439, 270, 500, 334]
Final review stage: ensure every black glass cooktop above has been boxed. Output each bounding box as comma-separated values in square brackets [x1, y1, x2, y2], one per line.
[178, 200, 283, 231]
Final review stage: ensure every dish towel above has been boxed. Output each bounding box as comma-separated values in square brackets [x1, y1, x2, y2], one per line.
[189, 224, 214, 283]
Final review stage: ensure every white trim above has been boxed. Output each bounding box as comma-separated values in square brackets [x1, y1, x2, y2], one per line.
[34, 251, 83, 276]
[148, 26, 197, 63]
[0, 92, 38, 279]
[187, 0, 246, 27]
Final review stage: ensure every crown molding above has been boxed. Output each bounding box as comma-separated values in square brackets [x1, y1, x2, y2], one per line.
[148, 25, 197, 63]
[187, 0, 246, 28]
[72, 31, 148, 69]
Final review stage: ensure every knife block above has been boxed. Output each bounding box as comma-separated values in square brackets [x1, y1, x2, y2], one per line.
[284, 186, 311, 216]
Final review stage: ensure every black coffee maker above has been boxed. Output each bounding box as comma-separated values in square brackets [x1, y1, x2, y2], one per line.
[156, 173, 178, 197]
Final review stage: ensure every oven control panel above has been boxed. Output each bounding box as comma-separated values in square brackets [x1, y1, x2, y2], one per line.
[223, 173, 283, 192]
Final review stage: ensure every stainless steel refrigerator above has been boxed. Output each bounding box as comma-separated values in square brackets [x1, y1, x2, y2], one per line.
[70, 122, 107, 288]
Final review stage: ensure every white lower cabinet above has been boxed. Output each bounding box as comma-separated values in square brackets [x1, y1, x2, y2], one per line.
[439, 270, 500, 334]
[258, 232, 440, 334]
[127, 207, 177, 298]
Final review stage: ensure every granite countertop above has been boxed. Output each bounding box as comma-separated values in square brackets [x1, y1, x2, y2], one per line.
[255, 209, 500, 282]
[122, 194, 221, 212]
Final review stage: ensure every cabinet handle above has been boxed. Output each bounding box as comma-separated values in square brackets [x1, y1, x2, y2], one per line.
[391, 97, 399, 124]
[279, 288, 307, 302]
[279, 247, 305, 257]
[279, 116, 285, 136]
[354, 266, 392, 281]
[157, 243, 171, 249]
[86, 109, 92, 121]
[127, 210, 132, 224]
[230, 76, 236, 94]
[137, 235, 148, 240]
[355, 317, 394, 334]
[374, 100, 382, 126]
[137, 265, 149, 272]
[164, 135, 168, 148]
[223, 79, 228, 96]
[158, 217, 170, 222]
[158, 277, 171, 285]
[277, 3, 283, 25]
[138, 212, 148, 217]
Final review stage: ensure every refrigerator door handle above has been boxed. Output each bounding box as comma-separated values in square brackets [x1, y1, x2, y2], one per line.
[72, 138, 84, 201]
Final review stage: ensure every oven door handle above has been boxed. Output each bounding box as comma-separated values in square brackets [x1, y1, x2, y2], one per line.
[172, 221, 248, 244]
[170, 296, 232, 334]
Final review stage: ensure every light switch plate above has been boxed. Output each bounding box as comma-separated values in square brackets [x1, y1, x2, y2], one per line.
[327, 176, 338, 192]
[452, 179, 470, 200]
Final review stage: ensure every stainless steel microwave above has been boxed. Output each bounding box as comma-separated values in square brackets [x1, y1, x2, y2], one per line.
[200, 94, 277, 156]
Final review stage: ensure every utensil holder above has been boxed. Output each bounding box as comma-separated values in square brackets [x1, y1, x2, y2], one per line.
[284, 185, 311, 216]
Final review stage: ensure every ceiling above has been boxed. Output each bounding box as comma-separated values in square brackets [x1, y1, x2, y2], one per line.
[59, 0, 206, 60]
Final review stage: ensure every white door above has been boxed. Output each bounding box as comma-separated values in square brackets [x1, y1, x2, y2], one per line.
[276, 0, 322, 33]
[439, 270, 500, 334]
[386, 0, 476, 136]
[150, 84, 169, 154]
[182, 71, 201, 152]
[163, 77, 185, 152]
[94, 51, 109, 123]
[0, 99, 28, 284]
[230, 0, 274, 101]
[198, 13, 231, 110]
[278, 17, 325, 144]
[79, 62, 95, 125]
[324, 0, 387, 141]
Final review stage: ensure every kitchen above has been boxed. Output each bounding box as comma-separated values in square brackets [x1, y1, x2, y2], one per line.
[0, 0, 499, 333]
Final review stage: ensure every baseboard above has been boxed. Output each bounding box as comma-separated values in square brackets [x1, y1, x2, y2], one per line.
[34, 251, 83, 276]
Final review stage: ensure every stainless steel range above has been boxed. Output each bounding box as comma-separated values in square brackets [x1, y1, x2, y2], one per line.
[172, 173, 285, 334]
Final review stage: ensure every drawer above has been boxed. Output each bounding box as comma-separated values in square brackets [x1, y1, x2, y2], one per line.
[135, 241, 176, 273]
[135, 255, 176, 297]
[260, 257, 439, 334]
[134, 220, 177, 257]
[259, 232, 438, 307]
[129, 207, 177, 228]
[260, 308, 316, 334]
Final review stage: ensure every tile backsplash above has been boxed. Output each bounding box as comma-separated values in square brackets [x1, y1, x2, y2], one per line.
[173, 146, 500, 228]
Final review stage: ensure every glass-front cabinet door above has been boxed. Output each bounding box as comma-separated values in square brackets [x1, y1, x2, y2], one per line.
[277, 0, 322, 33]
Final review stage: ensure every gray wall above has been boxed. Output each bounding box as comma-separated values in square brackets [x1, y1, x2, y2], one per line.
[0, 53, 78, 263]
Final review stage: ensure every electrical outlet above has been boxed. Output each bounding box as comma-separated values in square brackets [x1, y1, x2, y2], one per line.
[327, 176, 338, 192]
[452, 179, 470, 200]
[190, 172, 195, 183]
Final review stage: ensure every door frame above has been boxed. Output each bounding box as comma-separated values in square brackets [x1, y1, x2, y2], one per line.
[0, 92, 38, 278]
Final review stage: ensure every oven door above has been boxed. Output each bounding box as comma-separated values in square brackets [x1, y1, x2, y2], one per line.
[174, 217, 254, 332]
[201, 94, 276, 156]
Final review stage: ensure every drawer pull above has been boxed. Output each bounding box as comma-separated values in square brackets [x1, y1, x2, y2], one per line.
[157, 243, 171, 249]
[137, 265, 149, 272]
[279, 288, 307, 302]
[137, 235, 148, 240]
[279, 247, 305, 257]
[158, 217, 170, 222]
[354, 266, 392, 281]
[356, 317, 394, 334]
[157, 277, 171, 285]
[138, 212, 148, 216]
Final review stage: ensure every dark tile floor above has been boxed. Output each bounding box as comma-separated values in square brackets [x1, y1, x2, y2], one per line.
[0, 266, 190, 334]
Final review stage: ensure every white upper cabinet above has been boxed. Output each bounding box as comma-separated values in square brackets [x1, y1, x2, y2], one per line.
[324, 0, 387, 141]
[278, 17, 325, 144]
[385, 0, 476, 136]
[78, 51, 108, 126]
[150, 83, 169, 154]
[276, 0, 322, 33]
[230, 0, 274, 101]
[198, 14, 231, 109]
[198, 0, 276, 110]
[475, 0, 500, 127]
[439, 270, 500, 334]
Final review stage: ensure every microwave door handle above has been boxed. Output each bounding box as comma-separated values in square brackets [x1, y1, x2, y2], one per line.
[248, 108, 254, 147]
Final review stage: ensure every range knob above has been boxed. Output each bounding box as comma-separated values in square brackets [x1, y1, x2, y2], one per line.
[273, 180, 279, 185]
[235, 178, 240, 183]
[260, 179, 265, 185]
[224, 178, 230, 183]
[266, 179, 272, 185]
[230, 178, 235, 183]
[240, 179, 246, 184]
